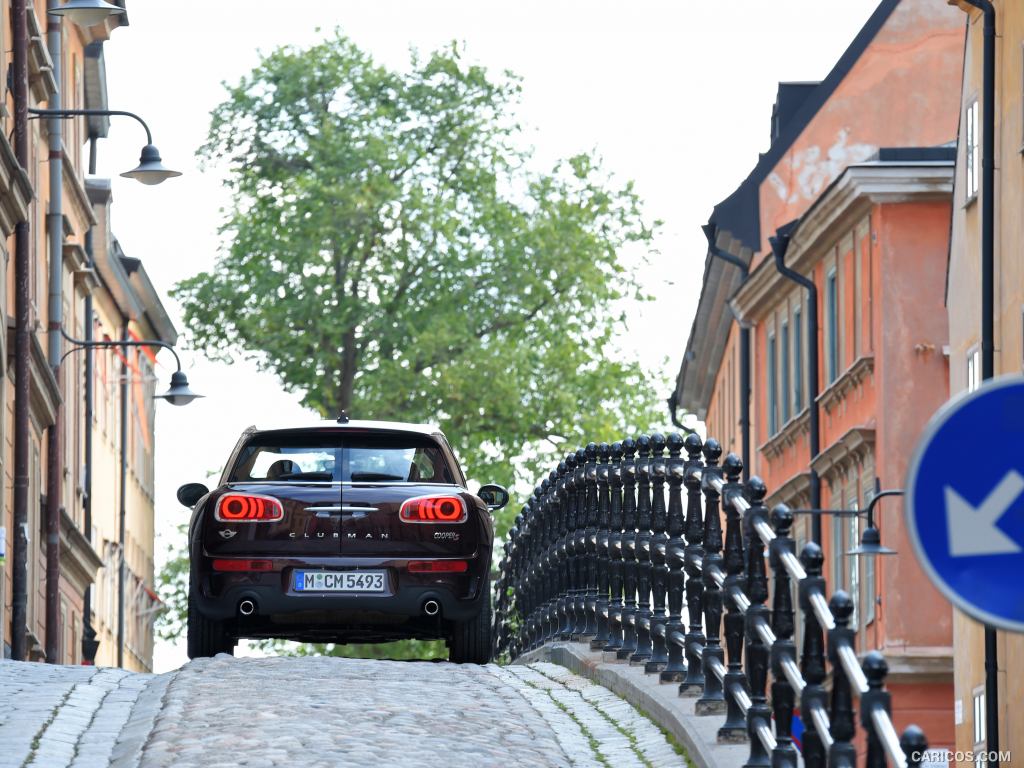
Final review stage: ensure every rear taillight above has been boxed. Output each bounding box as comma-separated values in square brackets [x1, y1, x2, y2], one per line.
[215, 493, 284, 522]
[398, 495, 467, 523]
[408, 560, 469, 573]
[212, 559, 274, 572]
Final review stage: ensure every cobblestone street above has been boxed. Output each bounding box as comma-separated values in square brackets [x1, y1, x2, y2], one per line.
[0, 657, 682, 768]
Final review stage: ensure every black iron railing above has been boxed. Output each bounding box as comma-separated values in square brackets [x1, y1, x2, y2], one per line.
[494, 433, 929, 768]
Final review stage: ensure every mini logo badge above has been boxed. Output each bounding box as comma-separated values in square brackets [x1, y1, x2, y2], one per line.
[218, 529, 237, 540]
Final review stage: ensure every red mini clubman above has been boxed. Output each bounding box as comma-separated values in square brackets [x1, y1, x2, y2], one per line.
[177, 419, 508, 663]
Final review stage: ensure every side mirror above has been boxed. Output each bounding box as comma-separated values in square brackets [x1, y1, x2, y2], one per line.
[478, 483, 510, 511]
[177, 482, 209, 508]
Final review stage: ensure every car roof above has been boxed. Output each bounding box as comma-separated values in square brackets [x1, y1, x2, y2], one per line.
[246, 419, 444, 437]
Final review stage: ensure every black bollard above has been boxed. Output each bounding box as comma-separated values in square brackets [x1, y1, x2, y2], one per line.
[696, 438, 726, 715]
[679, 433, 707, 696]
[741, 477, 771, 766]
[768, 504, 799, 768]
[582, 443, 600, 638]
[591, 443, 613, 649]
[660, 432, 687, 683]
[827, 591, 858, 768]
[646, 433, 670, 673]
[557, 454, 575, 640]
[571, 447, 588, 638]
[719, 453, 749, 740]
[861, 651, 891, 768]
[617, 438, 640, 660]
[630, 435, 654, 665]
[798, 542, 828, 768]
[604, 442, 625, 657]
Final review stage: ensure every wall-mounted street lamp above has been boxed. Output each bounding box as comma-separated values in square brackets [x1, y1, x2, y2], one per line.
[48, 0, 124, 27]
[28, 107, 181, 185]
[61, 328, 200, 667]
[782, 487, 902, 558]
[60, 329, 204, 406]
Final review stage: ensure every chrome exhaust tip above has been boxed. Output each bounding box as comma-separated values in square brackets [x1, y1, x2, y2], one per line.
[239, 599, 256, 616]
[423, 599, 440, 617]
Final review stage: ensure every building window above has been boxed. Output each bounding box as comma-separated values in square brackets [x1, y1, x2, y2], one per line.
[794, 306, 803, 411]
[768, 332, 778, 436]
[967, 345, 980, 392]
[966, 99, 979, 200]
[780, 320, 790, 424]
[826, 267, 839, 384]
[973, 688, 987, 768]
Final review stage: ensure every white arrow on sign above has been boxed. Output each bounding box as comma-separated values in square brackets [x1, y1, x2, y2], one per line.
[945, 470, 1024, 557]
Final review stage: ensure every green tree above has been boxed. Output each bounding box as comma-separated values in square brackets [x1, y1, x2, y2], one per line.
[174, 31, 661, 511]
[160, 31, 664, 659]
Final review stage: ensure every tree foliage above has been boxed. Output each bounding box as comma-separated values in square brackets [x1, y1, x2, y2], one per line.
[174, 31, 662, 516]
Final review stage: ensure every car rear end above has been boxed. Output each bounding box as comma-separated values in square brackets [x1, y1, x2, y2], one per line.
[190, 424, 493, 645]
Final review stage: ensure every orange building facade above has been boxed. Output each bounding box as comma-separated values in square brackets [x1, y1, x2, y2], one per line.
[675, 0, 965, 750]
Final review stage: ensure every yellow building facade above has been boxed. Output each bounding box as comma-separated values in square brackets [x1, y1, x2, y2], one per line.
[0, 1, 171, 671]
[946, 0, 1024, 762]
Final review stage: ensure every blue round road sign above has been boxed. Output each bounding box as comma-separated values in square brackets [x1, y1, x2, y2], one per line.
[906, 375, 1024, 632]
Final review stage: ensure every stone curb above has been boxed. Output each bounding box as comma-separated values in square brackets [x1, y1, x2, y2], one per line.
[515, 642, 746, 768]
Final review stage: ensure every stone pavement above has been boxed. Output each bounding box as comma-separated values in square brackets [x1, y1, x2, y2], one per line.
[0, 656, 685, 767]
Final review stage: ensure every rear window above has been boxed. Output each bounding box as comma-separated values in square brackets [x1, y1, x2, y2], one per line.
[229, 431, 455, 484]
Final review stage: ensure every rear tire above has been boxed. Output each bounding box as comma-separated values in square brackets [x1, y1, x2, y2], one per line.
[449, 585, 493, 664]
[187, 588, 235, 659]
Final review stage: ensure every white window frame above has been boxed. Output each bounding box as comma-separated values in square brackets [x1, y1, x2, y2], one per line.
[826, 267, 839, 384]
[967, 345, 980, 392]
[966, 99, 980, 201]
[767, 332, 778, 436]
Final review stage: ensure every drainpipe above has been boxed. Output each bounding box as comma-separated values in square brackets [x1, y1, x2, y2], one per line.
[11, 0, 31, 663]
[701, 224, 750, 482]
[118, 319, 129, 668]
[666, 392, 695, 435]
[81, 136, 98, 665]
[960, 2, 998, 765]
[768, 223, 822, 544]
[44, 0, 64, 665]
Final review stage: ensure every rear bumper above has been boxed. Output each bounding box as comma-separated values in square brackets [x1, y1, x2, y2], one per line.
[193, 556, 488, 622]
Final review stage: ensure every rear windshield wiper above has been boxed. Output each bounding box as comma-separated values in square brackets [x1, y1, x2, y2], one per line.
[275, 471, 334, 481]
[350, 472, 406, 482]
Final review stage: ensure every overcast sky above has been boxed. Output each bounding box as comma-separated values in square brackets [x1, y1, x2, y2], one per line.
[92, 0, 882, 672]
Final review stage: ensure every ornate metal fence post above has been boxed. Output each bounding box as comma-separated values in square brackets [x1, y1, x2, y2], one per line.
[861, 651, 891, 768]
[592, 443, 612, 649]
[696, 438, 725, 714]
[507, 518, 522, 658]
[557, 454, 575, 640]
[582, 443, 600, 638]
[768, 505, 798, 768]
[661, 432, 687, 682]
[543, 471, 559, 642]
[572, 447, 588, 638]
[901, 725, 928, 768]
[604, 442, 625, 657]
[631, 435, 654, 665]
[647, 433, 670, 673]
[718, 454, 749, 739]
[827, 591, 858, 768]
[798, 542, 829, 768]
[523, 490, 539, 648]
[740, 477, 771, 765]
[680, 433, 706, 695]
[617, 438, 640, 660]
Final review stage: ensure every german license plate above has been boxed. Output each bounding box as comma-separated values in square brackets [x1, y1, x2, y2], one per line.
[293, 570, 386, 592]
